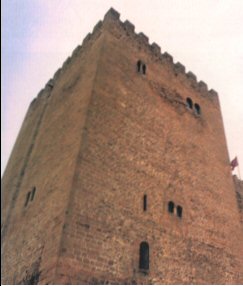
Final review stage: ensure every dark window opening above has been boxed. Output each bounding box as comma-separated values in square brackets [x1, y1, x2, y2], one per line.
[168, 201, 174, 213]
[142, 64, 146, 75]
[194, 103, 201, 115]
[24, 187, 36, 207]
[137, 60, 142, 72]
[139, 241, 149, 271]
[143, 195, 147, 211]
[177, 206, 183, 218]
[186, 97, 193, 109]
[24, 192, 31, 207]
[31, 187, 36, 201]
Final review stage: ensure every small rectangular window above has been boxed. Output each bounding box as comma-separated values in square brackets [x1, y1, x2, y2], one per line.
[177, 206, 183, 218]
[143, 195, 147, 211]
[139, 242, 149, 271]
[168, 201, 174, 213]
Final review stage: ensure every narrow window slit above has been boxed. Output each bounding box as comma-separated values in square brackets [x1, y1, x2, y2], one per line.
[194, 103, 201, 115]
[168, 201, 174, 213]
[142, 64, 146, 75]
[31, 187, 36, 201]
[143, 195, 147, 211]
[177, 206, 183, 218]
[137, 60, 142, 72]
[186, 97, 193, 109]
[24, 192, 31, 207]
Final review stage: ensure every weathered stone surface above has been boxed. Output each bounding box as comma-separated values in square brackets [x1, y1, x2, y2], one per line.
[1, 8, 243, 285]
[234, 175, 243, 226]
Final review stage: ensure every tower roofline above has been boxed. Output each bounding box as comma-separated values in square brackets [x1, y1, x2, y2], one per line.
[2, 6, 243, 285]
[35, 7, 218, 104]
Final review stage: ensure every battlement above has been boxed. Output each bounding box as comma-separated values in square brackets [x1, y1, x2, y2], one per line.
[3, 7, 243, 285]
[104, 8, 218, 98]
[36, 7, 218, 103]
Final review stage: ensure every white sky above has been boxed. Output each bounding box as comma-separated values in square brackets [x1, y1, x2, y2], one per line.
[2, 0, 243, 177]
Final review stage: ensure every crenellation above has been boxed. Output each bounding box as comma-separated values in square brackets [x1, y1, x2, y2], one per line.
[4, 10, 242, 283]
[104, 7, 120, 21]
[197, 80, 208, 93]
[100, 7, 218, 99]
[82, 33, 92, 46]
[45, 79, 54, 90]
[150, 42, 161, 55]
[53, 68, 62, 81]
[34, 7, 219, 104]
[209, 89, 218, 97]
[42, 19, 101, 98]
[71, 45, 82, 58]
[174, 62, 186, 74]
[162, 52, 174, 63]
[123, 20, 135, 33]
[37, 88, 46, 98]
[137, 32, 149, 45]
[93, 20, 103, 33]
[186, 71, 197, 85]
[36, 86, 53, 102]
[62, 56, 72, 70]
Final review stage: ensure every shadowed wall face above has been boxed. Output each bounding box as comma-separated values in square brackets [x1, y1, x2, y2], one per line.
[1, 21, 104, 285]
[1, 8, 243, 285]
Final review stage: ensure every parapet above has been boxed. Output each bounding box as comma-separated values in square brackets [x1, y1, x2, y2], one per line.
[103, 8, 218, 100]
[174, 62, 186, 74]
[102, 8, 218, 100]
[123, 20, 135, 33]
[162, 52, 173, 63]
[137, 32, 149, 45]
[35, 7, 219, 102]
[104, 7, 120, 21]
[150, 43, 161, 55]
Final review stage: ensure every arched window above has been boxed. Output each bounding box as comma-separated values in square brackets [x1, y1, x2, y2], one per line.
[186, 97, 193, 109]
[137, 60, 142, 72]
[168, 201, 174, 213]
[177, 205, 183, 218]
[142, 64, 146, 75]
[194, 103, 201, 115]
[139, 242, 149, 271]
[143, 195, 147, 211]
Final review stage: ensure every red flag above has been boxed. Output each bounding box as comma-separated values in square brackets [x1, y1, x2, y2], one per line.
[230, 157, 238, 170]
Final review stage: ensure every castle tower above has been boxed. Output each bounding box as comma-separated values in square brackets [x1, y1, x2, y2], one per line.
[2, 8, 243, 284]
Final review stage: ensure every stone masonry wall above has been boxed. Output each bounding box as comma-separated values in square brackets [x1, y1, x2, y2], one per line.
[1, 21, 104, 284]
[55, 9, 243, 284]
[233, 175, 243, 227]
[2, 8, 243, 285]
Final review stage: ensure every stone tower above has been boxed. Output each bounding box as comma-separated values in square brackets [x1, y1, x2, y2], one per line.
[1, 8, 243, 284]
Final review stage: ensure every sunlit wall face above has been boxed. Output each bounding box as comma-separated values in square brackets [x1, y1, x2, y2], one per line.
[2, 0, 243, 176]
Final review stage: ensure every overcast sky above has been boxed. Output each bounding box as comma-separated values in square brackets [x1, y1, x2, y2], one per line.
[2, 0, 243, 178]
